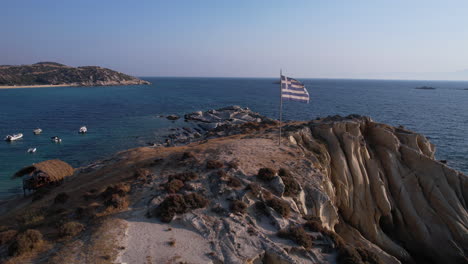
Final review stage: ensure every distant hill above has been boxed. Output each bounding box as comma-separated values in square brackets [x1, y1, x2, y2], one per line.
[0, 62, 150, 86]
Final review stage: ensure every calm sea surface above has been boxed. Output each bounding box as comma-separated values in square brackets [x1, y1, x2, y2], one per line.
[1, 78, 467, 197]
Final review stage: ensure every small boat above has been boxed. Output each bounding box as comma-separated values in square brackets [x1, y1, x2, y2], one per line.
[33, 128, 42, 135]
[79, 126, 87, 134]
[4, 133, 23, 142]
[51, 136, 62, 143]
[27, 148, 37, 153]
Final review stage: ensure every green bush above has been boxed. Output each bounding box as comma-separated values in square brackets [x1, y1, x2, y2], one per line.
[257, 168, 276, 181]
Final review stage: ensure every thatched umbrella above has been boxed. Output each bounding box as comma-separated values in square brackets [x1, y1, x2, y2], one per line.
[14, 159, 74, 194]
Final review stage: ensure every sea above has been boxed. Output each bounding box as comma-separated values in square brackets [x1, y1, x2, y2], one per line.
[1, 78, 467, 197]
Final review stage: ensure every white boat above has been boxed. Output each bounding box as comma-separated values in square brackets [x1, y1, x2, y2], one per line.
[33, 128, 42, 135]
[79, 126, 87, 134]
[4, 133, 23, 141]
[51, 136, 62, 143]
[27, 148, 37, 153]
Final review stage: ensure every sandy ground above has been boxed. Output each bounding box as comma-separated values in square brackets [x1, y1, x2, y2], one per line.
[0, 84, 77, 89]
[117, 209, 213, 264]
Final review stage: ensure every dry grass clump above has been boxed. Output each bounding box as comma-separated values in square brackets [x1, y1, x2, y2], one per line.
[8, 229, 43, 256]
[278, 168, 301, 197]
[165, 179, 185, 194]
[75, 206, 97, 220]
[59, 221, 84, 237]
[0, 230, 17, 245]
[277, 226, 313, 249]
[266, 198, 290, 218]
[168, 171, 198, 182]
[206, 160, 224, 169]
[230, 200, 247, 215]
[17, 210, 45, 228]
[155, 193, 209, 222]
[253, 201, 269, 216]
[257, 168, 276, 181]
[54, 192, 69, 204]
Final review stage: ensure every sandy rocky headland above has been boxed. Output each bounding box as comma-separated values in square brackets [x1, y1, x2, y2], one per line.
[0, 106, 466, 264]
[0, 62, 150, 88]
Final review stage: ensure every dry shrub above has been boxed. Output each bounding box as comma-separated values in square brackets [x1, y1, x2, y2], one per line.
[257, 168, 276, 181]
[267, 198, 290, 218]
[227, 176, 242, 188]
[105, 194, 128, 210]
[75, 206, 97, 220]
[278, 168, 301, 197]
[247, 183, 262, 196]
[216, 170, 227, 178]
[155, 193, 208, 222]
[101, 183, 131, 199]
[155, 194, 187, 222]
[165, 179, 185, 194]
[206, 160, 223, 169]
[227, 161, 239, 169]
[59, 221, 84, 237]
[230, 200, 247, 215]
[135, 168, 151, 182]
[8, 229, 43, 256]
[168, 171, 198, 182]
[181, 151, 195, 160]
[54, 192, 69, 204]
[278, 168, 291, 177]
[184, 193, 209, 209]
[278, 226, 313, 249]
[337, 246, 363, 264]
[0, 230, 17, 245]
[304, 220, 325, 232]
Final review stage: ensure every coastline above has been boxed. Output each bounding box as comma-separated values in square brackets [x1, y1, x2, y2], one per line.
[0, 84, 76, 89]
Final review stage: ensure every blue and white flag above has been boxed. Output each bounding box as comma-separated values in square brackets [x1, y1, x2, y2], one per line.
[281, 75, 309, 103]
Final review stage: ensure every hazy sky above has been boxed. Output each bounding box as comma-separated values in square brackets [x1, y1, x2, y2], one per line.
[2, 0, 468, 79]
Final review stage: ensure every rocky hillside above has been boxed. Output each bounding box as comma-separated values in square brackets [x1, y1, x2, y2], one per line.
[0, 62, 150, 86]
[0, 108, 466, 264]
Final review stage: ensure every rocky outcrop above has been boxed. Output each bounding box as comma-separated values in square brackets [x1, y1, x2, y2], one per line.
[0, 62, 150, 86]
[287, 115, 468, 264]
[0, 111, 465, 264]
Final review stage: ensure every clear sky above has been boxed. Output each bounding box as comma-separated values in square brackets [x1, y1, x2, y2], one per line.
[2, 0, 468, 79]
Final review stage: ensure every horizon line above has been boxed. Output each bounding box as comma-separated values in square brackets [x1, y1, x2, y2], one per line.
[137, 76, 468, 82]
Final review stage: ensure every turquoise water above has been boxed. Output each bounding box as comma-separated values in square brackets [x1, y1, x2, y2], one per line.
[1, 78, 467, 197]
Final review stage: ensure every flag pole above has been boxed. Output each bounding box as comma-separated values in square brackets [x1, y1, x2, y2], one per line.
[279, 69, 283, 146]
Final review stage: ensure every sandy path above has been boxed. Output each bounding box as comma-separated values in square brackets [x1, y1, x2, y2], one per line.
[118, 209, 213, 264]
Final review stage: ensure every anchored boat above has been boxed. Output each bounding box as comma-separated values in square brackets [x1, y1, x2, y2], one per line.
[33, 128, 42, 135]
[4, 133, 23, 142]
[51, 136, 62, 143]
[27, 148, 37, 153]
[79, 126, 87, 134]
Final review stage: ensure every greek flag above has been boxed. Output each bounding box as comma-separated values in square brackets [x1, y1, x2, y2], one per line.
[281, 75, 309, 103]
